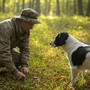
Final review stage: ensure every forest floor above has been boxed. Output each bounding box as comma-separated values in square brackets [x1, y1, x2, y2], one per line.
[0, 14, 90, 90]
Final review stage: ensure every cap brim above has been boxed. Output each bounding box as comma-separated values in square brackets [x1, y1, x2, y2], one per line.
[14, 16, 41, 24]
[29, 19, 41, 24]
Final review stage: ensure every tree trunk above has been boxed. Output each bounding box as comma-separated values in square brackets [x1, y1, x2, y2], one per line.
[29, 0, 31, 8]
[2, 0, 6, 13]
[48, 0, 51, 15]
[61, 0, 65, 14]
[56, 0, 60, 16]
[43, 0, 51, 15]
[86, 0, 90, 16]
[35, 0, 41, 14]
[0, 0, 1, 12]
[66, 0, 69, 14]
[43, 0, 47, 15]
[77, 0, 84, 16]
[29, 0, 35, 9]
[73, 0, 77, 14]
[22, 0, 25, 9]
[16, 0, 20, 12]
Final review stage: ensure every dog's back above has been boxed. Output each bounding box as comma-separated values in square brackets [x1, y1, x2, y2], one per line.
[50, 32, 90, 85]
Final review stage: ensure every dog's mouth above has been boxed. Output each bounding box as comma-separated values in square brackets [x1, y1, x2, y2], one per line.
[50, 41, 56, 47]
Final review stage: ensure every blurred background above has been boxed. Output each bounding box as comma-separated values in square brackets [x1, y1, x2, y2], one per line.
[0, 0, 90, 16]
[0, 0, 90, 90]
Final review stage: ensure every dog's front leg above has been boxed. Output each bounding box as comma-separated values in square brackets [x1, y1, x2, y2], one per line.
[71, 67, 78, 86]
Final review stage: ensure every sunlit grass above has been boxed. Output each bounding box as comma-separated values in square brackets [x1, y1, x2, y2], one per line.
[0, 14, 90, 90]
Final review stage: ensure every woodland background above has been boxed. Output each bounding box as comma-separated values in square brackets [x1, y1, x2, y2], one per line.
[0, 0, 90, 90]
[0, 0, 90, 16]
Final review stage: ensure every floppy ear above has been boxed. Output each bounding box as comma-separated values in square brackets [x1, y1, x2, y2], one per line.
[59, 32, 68, 45]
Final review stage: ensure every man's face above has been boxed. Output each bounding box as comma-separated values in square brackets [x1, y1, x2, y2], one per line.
[21, 20, 35, 32]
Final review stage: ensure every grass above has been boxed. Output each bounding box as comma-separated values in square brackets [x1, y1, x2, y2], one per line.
[0, 14, 90, 90]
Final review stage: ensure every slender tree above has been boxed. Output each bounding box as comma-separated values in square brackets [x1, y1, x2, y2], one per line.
[2, 0, 6, 12]
[22, 0, 25, 9]
[35, 0, 41, 14]
[48, 0, 51, 15]
[29, 0, 31, 8]
[61, 0, 65, 14]
[56, 0, 60, 15]
[30, 0, 35, 9]
[0, 0, 1, 12]
[43, 0, 51, 15]
[16, 0, 20, 12]
[73, 0, 77, 14]
[66, 0, 69, 14]
[77, 0, 84, 16]
[86, 0, 90, 16]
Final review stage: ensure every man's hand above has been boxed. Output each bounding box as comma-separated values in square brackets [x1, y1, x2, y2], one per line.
[21, 66, 29, 75]
[15, 71, 26, 80]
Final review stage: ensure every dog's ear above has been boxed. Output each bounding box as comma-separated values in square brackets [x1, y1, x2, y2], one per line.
[60, 32, 69, 45]
[55, 32, 68, 46]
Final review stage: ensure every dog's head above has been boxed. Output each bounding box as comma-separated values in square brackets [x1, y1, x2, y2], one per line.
[50, 32, 69, 47]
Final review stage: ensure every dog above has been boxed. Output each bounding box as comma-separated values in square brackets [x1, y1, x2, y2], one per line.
[50, 32, 90, 85]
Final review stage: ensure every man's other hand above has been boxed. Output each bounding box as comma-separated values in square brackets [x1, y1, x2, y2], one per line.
[15, 71, 26, 80]
[21, 66, 29, 75]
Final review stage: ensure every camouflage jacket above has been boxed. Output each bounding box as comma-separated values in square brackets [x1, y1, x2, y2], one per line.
[0, 18, 30, 73]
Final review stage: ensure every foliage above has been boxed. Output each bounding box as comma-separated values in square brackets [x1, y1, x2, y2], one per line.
[0, 0, 90, 16]
[0, 13, 90, 90]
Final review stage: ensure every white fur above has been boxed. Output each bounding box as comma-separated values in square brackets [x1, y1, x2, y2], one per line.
[51, 34, 90, 85]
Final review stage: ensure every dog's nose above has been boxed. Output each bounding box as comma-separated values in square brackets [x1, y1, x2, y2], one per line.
[50, 43, 52, 45]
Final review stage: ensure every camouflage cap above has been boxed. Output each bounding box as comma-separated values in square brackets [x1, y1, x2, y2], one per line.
[15, 8, 41, 24]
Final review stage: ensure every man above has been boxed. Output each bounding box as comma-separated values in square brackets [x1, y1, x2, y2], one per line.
[0, 8, 40, 80]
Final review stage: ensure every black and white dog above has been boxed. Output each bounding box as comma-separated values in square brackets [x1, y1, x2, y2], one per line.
[50, 32, 90, 85]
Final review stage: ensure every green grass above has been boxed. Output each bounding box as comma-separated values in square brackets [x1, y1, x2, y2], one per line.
[0, 14, 90, 90]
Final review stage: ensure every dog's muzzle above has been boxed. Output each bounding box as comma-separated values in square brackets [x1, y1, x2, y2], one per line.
[50, 41, 56, 47]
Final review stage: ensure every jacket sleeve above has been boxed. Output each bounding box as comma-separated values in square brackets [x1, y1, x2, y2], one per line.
[18, 33, 30, 67]
[0, 23, 18, 73]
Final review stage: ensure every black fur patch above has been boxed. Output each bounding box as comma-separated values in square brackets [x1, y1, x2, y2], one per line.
[54, 32, 69, 46]
[72, 46, 90, 66]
